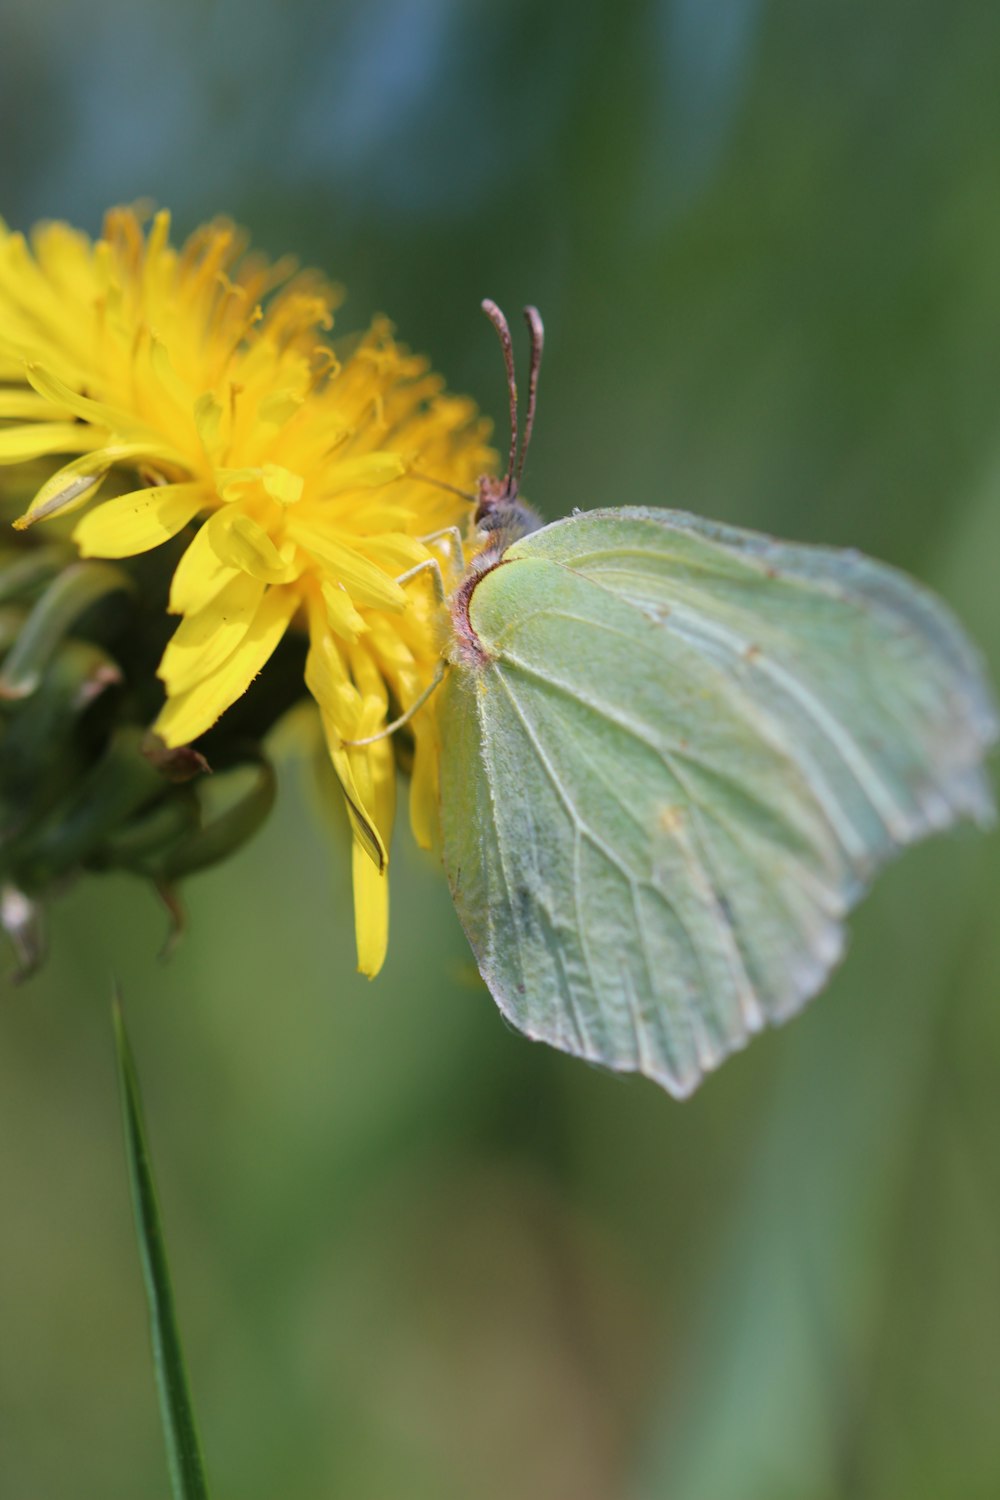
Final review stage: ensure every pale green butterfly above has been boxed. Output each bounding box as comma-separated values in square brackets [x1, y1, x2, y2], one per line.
[357, 302, 998, 1097]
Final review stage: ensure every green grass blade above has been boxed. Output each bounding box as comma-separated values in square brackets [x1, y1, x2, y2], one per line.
[112, 996, 211, 1500]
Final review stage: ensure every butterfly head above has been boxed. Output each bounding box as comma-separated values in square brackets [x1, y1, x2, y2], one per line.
[407, 300, 544, 552]
[473, 476, 541, 546]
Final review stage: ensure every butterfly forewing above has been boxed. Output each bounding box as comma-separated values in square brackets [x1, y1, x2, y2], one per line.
[439, 507, 997, 1095]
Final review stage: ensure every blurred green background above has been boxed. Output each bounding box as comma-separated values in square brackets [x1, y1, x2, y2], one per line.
[2, 1, 1000, 1496]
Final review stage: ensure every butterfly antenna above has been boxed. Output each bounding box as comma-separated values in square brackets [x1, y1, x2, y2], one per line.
[481, 298, 519, 495]
[407, 469, 477, 504]
[516, 305, 544, 490]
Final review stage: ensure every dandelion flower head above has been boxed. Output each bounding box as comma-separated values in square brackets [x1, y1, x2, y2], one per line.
[0, 207, 494, 973]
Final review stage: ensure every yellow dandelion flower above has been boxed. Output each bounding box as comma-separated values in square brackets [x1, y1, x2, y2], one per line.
[0, 207, 494, 975]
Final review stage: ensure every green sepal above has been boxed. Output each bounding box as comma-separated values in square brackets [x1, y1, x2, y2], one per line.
[0, 559, 134, 700]
[0, 544, 67, 606]
[0, 604, 29, 657]
[0, 637, 121, 811]
[16, 724, 166, 887]
[158, 752, 276, 882]
[101, 791, 201, 874]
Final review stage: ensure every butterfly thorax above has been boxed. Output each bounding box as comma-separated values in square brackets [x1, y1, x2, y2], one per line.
[448, 478, 543, 667]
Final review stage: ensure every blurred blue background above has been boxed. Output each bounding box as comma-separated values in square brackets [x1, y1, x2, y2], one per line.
[2, 1, 1000, 1495]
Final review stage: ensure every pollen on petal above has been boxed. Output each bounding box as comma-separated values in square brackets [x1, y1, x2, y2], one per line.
[74, 482, 208, 558]
[159, 570, 269, 696]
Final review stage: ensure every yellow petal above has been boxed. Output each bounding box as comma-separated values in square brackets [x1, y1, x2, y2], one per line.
[348, 640, 390, 729]
[408, 720, 440, 852]
[14, 442, 181, 530]
[0, 422, 99, 465]
[353, 833, 389, 977]
[261, 464, 303, 504]
[321, 580, 368, 643]
[139, 211, 172, 304]
[349, 727, 395, 976]
[154, 584, 298, 746]
[318, 451, 406, 496]
[212, 462, 303, 506]
[158, 571, 267, 694]
[368, 613, 420, 673]
[289, 521, 406, 612]
[322, 723, 389, 875]
[73, 482, 208, 558]
[216, 466, 262, 499]
[24, 363, 170, 448]
[358, 533, 429, 571]
[305, 600, 387, 871]
[193, 391, 224, 457]
[0, 391, 75, 420]
[305, 616, 359, 735]
[147, 335, 195, 416]
[347, 504, 417, 531]
[258, 388, 304, 425]
[211, 511, 302, 584]
[168, 511, 242, 615]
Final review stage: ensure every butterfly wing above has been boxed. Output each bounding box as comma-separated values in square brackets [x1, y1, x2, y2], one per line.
[439, 507, 997, 1096]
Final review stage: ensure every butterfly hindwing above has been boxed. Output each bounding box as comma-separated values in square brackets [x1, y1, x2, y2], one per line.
[439, 507, 997, 1095]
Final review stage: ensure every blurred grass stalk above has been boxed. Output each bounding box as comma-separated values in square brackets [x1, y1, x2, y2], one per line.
[113, 996, 212, 1500]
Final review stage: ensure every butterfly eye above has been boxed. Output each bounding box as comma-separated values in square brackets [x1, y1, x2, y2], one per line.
[473, 475, 506, 526]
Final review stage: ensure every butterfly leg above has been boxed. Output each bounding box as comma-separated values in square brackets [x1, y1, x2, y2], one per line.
[341, 659, 447, 747]
[341, 555, 449, 748]
[417, 526, 466, 578]
[393, 554, 450, 608]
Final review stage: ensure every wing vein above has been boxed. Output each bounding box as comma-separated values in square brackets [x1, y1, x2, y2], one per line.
[498, 662, 757, 1071]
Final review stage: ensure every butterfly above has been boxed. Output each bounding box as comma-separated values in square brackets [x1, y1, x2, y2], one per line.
[369, 302, 999, 1097]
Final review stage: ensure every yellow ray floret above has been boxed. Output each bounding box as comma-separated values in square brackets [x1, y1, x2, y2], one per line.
[0, 206, 494, 974]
